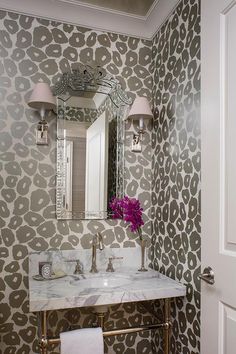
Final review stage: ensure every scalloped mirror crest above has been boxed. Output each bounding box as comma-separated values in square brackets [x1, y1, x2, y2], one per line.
[52, 62, 132, 107]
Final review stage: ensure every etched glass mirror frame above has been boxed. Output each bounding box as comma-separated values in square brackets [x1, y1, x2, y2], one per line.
[54, 63, 132, 220]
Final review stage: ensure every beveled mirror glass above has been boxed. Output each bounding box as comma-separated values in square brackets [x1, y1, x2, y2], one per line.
[54, 63, 132, 220]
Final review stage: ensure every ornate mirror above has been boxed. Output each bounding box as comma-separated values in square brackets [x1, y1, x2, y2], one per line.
[54, 63, 132, 220]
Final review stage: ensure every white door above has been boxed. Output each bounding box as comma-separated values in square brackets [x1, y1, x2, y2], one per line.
[202, 1, 236, 353]
[85, 112, 108, 216]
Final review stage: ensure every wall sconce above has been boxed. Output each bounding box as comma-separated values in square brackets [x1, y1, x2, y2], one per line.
[28, 83, 56, 145]
[127, 96, 153, 152]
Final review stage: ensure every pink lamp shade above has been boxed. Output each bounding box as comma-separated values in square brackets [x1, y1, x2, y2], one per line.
[28, 83, 56, 110]
[128, 96, 153, 120]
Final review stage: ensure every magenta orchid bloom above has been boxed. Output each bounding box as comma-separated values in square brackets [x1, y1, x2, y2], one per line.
[109, 196, 144, 238]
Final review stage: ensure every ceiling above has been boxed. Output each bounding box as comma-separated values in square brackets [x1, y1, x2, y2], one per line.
[73, 0, 156, 17]
[0, 0, 179, 39]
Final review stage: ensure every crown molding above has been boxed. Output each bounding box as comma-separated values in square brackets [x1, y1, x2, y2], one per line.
[147, 0, 180, 38]
[55, 0, 146, 19]
[0, 0, 179, 40]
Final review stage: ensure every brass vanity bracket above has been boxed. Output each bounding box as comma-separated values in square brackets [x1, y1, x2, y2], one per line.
[38, 298, 172, 354]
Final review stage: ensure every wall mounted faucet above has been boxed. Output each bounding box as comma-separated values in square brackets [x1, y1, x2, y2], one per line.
[90, 232, 104, 273]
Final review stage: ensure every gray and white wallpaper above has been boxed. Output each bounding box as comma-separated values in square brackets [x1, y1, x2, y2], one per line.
[150, 0, 201, 353]
[0, 0, 201, 353]
[0, 9, 153, 354]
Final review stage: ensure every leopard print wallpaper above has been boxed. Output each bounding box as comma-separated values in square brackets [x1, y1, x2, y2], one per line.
[0, 0, 201, 353]
[0, 10, 153, 354]
[150, 0, 201, 353]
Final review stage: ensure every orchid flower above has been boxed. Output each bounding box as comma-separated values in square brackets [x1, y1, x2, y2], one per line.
[109, 196, 144, 240]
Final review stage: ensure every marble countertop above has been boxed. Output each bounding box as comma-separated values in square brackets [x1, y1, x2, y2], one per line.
[29, 268, 186, 312]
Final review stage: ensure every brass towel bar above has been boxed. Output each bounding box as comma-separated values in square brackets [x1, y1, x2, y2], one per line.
[42, 322, 168, 346]
[39, 298, 171, 354]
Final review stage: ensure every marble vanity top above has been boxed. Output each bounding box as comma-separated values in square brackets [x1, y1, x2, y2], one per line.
[29, 269, 186, 312]
[29, 250, 186, 312]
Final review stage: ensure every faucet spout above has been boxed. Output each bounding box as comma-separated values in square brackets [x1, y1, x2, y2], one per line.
[90, 232, 104, 273]
[97, 232, 104, 251]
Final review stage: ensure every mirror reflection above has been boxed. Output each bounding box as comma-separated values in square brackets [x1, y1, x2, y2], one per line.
[54, 64, 132, 220]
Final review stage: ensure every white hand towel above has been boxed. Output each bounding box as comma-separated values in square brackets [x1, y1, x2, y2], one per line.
[60, 327, 104, 354]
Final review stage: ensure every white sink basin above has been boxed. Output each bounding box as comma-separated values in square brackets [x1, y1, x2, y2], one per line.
[70, 274, 131, 289]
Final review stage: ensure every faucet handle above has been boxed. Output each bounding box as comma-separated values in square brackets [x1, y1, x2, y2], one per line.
[74, 259, 84, 274]
[106, 257, 123, 272]
[65, 259, 84, 274]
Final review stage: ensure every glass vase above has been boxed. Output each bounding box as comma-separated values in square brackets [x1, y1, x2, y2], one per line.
[138, 238, 148, 272]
